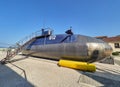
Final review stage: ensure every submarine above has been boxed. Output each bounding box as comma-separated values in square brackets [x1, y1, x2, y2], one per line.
[22, 28, 113, 63]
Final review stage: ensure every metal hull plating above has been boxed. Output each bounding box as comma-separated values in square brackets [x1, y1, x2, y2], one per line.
[22, 34, 112, 62]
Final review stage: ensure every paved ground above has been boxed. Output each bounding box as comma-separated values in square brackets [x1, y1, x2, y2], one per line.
[0, 51, 120, 87]
[114, 56, 120, 66]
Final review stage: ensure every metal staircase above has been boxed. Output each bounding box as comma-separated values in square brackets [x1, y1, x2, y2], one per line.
[0, 29, 46, 64]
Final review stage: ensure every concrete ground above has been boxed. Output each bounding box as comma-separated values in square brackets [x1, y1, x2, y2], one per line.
[0, 51, 120, 87]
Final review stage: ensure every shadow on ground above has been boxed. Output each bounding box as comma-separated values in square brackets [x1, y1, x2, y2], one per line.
[0, 63, 34, 87]
[77, 67, 120, 87]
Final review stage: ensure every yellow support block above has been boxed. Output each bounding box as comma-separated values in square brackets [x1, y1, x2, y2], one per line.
[58, 59, 96, 72]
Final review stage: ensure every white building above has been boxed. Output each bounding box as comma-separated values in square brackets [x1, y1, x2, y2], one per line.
[96, 36, 120, 52]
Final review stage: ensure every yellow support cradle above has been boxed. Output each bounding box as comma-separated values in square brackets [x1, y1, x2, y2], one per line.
[58, 59, 96, 72]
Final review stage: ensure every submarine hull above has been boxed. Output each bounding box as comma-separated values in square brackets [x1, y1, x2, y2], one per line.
[22, 34, 112, 62]
[22, 42, 89, 61]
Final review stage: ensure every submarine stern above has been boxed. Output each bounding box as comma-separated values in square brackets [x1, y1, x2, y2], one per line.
[87, 42, 113, 62]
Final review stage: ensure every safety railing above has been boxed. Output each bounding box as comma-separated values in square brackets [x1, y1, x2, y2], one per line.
[0, 28, 53, 64]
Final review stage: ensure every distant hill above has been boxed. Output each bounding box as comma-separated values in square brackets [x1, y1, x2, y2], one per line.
[0, 42, 12, 48]
[116, 35, 120, 37]
[0, 46, 7, 48]
[0, 44, 10, 48]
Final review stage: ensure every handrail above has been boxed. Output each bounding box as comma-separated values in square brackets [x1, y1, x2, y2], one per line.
[0, 28, 53, 64]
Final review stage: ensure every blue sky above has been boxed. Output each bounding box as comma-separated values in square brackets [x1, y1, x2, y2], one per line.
[0, 0, 120, 45]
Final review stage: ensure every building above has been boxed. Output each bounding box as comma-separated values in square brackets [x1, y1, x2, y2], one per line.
[96, 36, 120, 52]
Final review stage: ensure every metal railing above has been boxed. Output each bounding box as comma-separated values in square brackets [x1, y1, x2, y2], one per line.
[0, 28, 53, 64]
